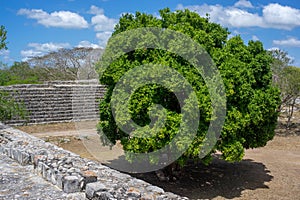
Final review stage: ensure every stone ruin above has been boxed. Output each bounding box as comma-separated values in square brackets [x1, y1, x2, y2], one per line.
[0, 80, 106, 125]
[0, 123, 186, 199]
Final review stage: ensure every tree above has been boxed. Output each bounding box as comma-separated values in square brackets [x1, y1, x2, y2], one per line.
[280, 66, 300, 127]
[268, 49, 299, 128]
[97, 9, 280, 173]
[0, 69, 11, 86]
[268, 49, 293, 107]
[28, 47, 103, 81]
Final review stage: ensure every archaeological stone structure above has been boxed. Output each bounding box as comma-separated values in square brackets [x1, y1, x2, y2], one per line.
[0, 80, 106, 125]
[0, 122, 187, 199]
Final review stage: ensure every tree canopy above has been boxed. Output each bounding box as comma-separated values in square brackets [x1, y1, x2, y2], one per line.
[268, 49, 299, 128]
[97, 8, 281, 172]
[27, 47, 103, 81]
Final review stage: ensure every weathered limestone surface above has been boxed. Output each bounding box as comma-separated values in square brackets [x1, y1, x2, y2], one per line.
[0, 123, 188, 199]
[0, 80, 106, 125]
[0, 154, 85, 200]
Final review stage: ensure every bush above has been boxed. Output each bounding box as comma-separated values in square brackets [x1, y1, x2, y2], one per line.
[0, 91, 28, 122]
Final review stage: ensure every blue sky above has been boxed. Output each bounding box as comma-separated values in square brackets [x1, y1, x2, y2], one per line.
[1, 0, 300, 66]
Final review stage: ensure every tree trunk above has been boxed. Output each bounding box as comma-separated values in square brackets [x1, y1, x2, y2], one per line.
[286, 98, 296, 128]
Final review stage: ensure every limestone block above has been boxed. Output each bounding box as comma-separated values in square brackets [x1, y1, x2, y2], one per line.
[63, 175, 81, 193]
[86, 182, 107, 199]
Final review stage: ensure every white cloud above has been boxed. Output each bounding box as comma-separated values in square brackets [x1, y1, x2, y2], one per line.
[96, 32, 113, 47]
[0, 49, 12, 63]
[18, 8, 88, 29]
[267, 47, 280, 51]
[225, 8, 264, 27]
[89, 5, 104, 15]
[90, 5, 117, 32]
[252, 35, 259, 41]
[273, 37, 300, 47]
[88, 6, 116, 47]
[234, 0, 254, 8]
[177, 2, 300, 30]
[177, 4, 264, 28]
[263, 3, 300, 30]
[21, 42, 71, 60]
[28, 42, 70, 52]
[77, 41, 101, 49]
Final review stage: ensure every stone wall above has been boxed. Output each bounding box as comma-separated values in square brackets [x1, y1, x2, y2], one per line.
[0, 80, 106, 125]
[0, 123, 187, 199]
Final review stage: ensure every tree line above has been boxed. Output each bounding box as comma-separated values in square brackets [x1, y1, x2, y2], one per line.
[0, 47, 103, 86]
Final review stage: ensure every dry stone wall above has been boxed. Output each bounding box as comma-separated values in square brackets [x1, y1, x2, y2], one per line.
[0, 123, 187, 199]
[0, 80, 106, 125]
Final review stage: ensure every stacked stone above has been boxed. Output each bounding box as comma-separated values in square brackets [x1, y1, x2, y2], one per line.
[0, 80, 106, 125]
[0, 124, 188, 200]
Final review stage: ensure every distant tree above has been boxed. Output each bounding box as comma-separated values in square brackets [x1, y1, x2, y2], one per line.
[268, 49, 300, 128]
[280, 66, 300, 127]
[28, 47, 103, 80]
[6, 62, 40, 85]
[0, 69, 11, 86]
[269, 48, 293, 87]
[97, 8, 280, 174]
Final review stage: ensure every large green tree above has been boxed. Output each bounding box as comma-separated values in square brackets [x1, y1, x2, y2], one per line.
[97, 9, 280, 172]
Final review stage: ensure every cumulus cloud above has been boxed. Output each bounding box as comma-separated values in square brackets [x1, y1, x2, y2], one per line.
[96, 32, 113, 47]
[273, 37, 300, 47]
[252, 35, 259, 41]
[21, 42, 71, 60]
[77, 40, 101, 49]
[177, 2, 300, 30]
[89, 5, 104, 15]
[234, 0, 254, 8]
[90, 5, 117, 32]
[17, 8, 89, 29]
[263, 3, 300, 30]
[89, 6, 116, 47]
[177, 4, 264, 28]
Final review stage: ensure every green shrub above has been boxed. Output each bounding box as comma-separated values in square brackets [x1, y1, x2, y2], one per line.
[0, 91, 28, 122]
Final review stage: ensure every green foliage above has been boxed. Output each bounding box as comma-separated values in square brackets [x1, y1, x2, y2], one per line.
[97, 8, 280, 167]
[0, 91, 28, 122]
[0, 62, 41, 86]
[0, 70, 11, 86]
[282, 66, 300, 98]
[280, 66, 300, 127]
[268, 49, 299, 128]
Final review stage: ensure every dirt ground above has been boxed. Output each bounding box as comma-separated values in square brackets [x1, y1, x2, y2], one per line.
[17, 117, 300, 200]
